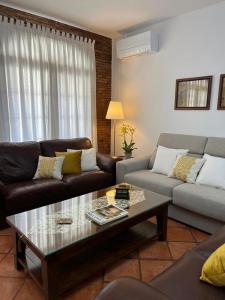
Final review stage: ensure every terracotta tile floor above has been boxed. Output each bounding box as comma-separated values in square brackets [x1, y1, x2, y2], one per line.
[0, 218, 210, 300]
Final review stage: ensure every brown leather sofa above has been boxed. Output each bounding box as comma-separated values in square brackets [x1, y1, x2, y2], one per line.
[0, 138, 117, 228]
[95, 226, 225, 300]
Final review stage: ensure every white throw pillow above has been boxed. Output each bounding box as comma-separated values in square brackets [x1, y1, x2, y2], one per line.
[67, 148, 98, 171]
[33, 156, 64, 180]
[152, 146, 189, 176]
[196, 154, 225, 189]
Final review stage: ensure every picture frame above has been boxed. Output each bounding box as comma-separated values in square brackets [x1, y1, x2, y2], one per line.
[217, 74, 225, 110]
[175, 76, 212, 110]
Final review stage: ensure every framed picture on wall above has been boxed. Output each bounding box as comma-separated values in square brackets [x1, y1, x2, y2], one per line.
[175, 76, 212, 110]
[217, 74, 225, 110]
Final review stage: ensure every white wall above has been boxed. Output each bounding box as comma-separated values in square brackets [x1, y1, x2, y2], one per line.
[112, 1, 225, 157]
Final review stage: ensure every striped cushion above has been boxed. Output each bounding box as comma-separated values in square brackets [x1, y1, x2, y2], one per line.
[33, 156, 64, 180]
[169, 155, 205, 183]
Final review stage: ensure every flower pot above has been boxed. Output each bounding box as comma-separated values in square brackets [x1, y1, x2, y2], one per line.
[124, 152, 132, 159]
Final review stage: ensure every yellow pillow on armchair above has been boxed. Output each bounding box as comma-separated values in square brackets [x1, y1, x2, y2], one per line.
[200, 243, 225, 286]
[55, 151, 81, 174]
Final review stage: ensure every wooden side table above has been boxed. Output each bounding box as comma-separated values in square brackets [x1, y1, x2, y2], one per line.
[113, 155, 134, 160]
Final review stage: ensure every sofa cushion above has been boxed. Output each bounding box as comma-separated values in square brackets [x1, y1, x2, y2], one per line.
[55, 151, 82, 174]
[149, 133, 207, 168]
[33, 156, 65, 180]
[204, 137, 225, 158]
[4, 179, 70, 214]
[68, 148, 98, 171]
[196, 154, 225, 189]
[63, 171, 114, 196]
[0, 142, 41, 184]
[124, 170, 183, 197]
[150, 251, 225, 300]
[152, 146, 188, 175]
[40, 138, 92, 156]
[169, 155, 206, 183]
[173, 183, 225, 222]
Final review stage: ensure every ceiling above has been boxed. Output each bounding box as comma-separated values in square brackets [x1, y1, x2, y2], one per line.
[1, 0, 224, 37]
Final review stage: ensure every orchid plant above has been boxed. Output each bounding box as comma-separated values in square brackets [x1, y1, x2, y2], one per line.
[120, 123, 137, 154]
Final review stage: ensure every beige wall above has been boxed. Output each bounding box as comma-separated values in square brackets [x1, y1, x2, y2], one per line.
[112, 2, 225, 157]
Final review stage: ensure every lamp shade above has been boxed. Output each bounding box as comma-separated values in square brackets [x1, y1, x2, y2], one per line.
[106, 101, 124, 120]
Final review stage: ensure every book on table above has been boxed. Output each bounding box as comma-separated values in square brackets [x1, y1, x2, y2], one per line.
[86, 204, 128, 225]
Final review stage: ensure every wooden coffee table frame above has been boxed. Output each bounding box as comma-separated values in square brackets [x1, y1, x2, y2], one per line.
[8, 201, 169, 300]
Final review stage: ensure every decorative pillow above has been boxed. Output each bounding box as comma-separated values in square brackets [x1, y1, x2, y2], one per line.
[196, 154, 225, 189]
[67, 148, 98, 171]
[33, 156, 64, 180]
[152, 146, 189, 176]
[55, 151, 81, 174]
[200, 243, 225, 286]
[168, 155, 205, 183]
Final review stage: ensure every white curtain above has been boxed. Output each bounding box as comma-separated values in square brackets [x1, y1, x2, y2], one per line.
[0, 18, 96, 145]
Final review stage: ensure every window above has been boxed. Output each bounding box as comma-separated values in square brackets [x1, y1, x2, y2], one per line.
[0, 20, 96, 143]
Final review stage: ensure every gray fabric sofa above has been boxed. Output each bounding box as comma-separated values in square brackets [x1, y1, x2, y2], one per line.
[116, 133, 225, 234]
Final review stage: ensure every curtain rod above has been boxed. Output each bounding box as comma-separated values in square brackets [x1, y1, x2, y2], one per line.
[0, 15, 95, 43]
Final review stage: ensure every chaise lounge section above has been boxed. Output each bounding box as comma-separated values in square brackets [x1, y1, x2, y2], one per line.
[95, 225, 225, 300]
[117, 133, 225, 233]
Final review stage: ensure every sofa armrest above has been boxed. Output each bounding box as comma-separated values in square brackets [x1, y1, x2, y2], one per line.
[116, 156, 150, 183]
[94, 278, 169, 300]
[194, 225, 225, 259]
[96, 153, 120, 174]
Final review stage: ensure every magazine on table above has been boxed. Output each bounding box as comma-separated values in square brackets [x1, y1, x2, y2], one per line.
[86, 204, 128, 225]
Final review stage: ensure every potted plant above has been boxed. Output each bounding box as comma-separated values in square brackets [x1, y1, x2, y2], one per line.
[120, 123, 137, 158]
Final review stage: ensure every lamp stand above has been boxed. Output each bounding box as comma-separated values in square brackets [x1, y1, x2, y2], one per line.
[113, 119, 116, 157]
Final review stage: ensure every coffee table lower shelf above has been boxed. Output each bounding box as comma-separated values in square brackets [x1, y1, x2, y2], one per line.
[18, 220, 158, 297]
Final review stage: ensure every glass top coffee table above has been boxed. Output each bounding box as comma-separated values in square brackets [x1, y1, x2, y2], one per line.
[7, 185, 171, 300]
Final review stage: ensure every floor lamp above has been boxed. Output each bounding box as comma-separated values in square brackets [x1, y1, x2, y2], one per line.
[106, 101, 124, 156]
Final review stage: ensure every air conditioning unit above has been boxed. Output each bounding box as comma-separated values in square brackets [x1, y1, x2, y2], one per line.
[116, 31, 159, 60]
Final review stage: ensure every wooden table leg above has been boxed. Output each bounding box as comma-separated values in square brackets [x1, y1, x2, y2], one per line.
[42, 259, 58, 300]
[156, 205, 168, 241]
[13, 230, 25, 270]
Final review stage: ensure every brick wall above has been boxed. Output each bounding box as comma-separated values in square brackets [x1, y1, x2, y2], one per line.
[0, 5, 112, 154]
[95, 39, 112, 154]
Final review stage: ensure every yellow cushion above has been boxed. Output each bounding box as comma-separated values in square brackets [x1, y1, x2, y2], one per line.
[55, 151, 81, 174]
[200, 243, 225, 286]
